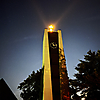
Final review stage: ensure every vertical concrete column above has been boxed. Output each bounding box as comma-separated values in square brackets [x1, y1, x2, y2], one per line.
[42, 29, 53, 100]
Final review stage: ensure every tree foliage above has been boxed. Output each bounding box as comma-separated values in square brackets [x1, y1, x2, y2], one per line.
[69, 50, 100, 100]
[17, 68, 43, 100]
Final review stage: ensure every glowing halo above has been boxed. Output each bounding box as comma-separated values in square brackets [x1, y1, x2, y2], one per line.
[48, 24, 54, 32]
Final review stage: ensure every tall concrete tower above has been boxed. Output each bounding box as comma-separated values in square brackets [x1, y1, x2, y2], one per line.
[42, 25, 70, 100]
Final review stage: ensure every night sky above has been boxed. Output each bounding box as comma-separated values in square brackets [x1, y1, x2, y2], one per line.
[0, 0, 100, 99]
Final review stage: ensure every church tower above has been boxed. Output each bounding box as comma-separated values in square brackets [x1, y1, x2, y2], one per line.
[42, 25, 70, 100]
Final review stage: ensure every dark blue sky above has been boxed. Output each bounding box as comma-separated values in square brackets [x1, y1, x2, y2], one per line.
[0, 0, 100, 99]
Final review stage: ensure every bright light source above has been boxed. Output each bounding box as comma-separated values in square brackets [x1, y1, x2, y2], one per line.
[49, 25, 53, 29]
[48, 25, 54, 32]
[81, 98, 85, 100]
[50, 28, 53, 32]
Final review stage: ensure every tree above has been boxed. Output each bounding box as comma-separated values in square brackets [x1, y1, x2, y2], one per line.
[17, 68, 43, 100]
[69, 50, 100, 100]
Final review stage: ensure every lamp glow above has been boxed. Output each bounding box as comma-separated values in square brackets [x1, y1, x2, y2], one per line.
[48, 25, 54, 32]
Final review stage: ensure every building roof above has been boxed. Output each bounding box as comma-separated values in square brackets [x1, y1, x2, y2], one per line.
[0, 78, 17, 100]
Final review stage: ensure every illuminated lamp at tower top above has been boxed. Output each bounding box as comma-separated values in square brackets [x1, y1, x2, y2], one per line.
[48, 24, 54, 32]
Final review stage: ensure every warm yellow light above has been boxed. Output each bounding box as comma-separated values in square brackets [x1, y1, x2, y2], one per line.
[48, 25, 54, 32]
[49, 25, 53, 29]
[50, 29, 53, 32]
